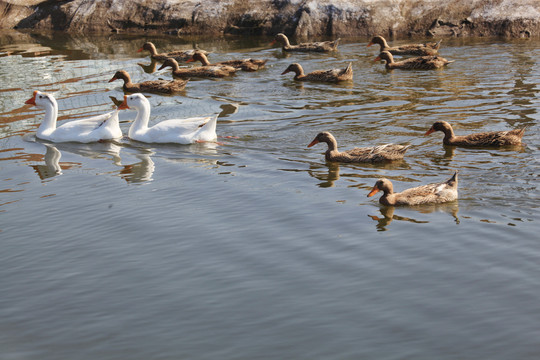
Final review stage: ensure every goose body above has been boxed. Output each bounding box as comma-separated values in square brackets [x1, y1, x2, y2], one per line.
[109, 70, 188, 94]
[308, 132, 409, 163]
[187, 51, 267, 72]
[25, 91, 122, 143]
[368, 171, 458, 206]
[368, 36, 441, 56]
[272, 33, 339, 52]
[282, 63, 353, 83]
[138, 42, 208, 62]
[375, 51, 453, 70]
[159, 58, 237, 78]
[118, 93, 217, 144]
[425, 121, 525, 147]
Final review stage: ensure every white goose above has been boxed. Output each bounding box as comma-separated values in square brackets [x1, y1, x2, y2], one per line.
[118, 93, 218, 144]
[25, 90, 122, 143]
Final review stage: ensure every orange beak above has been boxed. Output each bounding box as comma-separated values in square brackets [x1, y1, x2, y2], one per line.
[186, 58, 195, 63]
[367, 41, 373, 47]
[307, 139, 319, 147]
[367, 187, 380, 197]
[424, 127, 435, 136]
[374, 56, 381, 62]
[137, 47, 143, 53]
[25, 90, 38, 105]
[117, 95, 129, 110]
[270, 39, 277, 46]
[108, 76, 117, 83]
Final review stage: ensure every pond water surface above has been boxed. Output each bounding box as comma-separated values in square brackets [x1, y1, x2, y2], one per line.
[1, 31, 539, 359]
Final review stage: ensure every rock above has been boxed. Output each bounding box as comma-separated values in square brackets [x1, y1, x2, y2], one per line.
[1, 0, 539, 38]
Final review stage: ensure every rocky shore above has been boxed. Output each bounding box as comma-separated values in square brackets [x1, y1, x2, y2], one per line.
[1, 0, 539, 38]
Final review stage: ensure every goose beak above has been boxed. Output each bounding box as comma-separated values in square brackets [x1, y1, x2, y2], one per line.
[424, 127, 435, 136]
[307, 139, 319, 147]
[118, 95, 129, 110]
[367, 187, 380, 197]
[25, 90, 38, 105]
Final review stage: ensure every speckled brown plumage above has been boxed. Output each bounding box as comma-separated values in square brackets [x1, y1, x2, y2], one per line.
[375, 51, 453, 70]
[108, 70, 188, 94]
[425, 121, 526, 147]
[308, 132, 410, 163]
[368, 36, 441, 56]
[158, 58, 238, 78]
[138, 42, 208, 62]
[282, 63, 353, 83]
[368, 171, 458, 206]
[187, 51, 267, 72]
[271, 33, 339, 52]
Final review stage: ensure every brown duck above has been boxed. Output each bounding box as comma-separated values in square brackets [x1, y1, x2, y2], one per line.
[375, 51, 453, 70]
[368, 171, 458, 206]
[425, 121, 526, 146]
[108, 70, 188, 94]
[158, 58, 238, 78]
[282, 63, 353, 83]
[187, 51, 267, 72]
[271, 33, 339, 52]
[308, 132, 410, 163]
[367, 36, 441, 56]
[138, 42, 209, 62]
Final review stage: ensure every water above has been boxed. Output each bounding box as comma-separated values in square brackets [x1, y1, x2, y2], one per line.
[1, 31, 539, 359]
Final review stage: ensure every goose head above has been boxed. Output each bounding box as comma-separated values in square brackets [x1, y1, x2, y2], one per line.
[118, 93, 149, 111]
[25, 90, 57, 109]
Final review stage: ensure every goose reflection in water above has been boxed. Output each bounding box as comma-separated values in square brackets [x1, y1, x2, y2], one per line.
[118, 151, 155, 184]
[30, 144, 74, 180]
[368, 202, 460, 231]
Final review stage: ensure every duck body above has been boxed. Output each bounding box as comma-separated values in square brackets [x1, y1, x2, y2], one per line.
[159, 58, 237, 78]
[368, 36, 441, 56]
[425, 121, 525, 147]
[368, 171, 458, 206]
[25, 91, 122, 143]
[375, 51, 452, 70]
[138, 42, 208, 62]
[272, 33, 339, 52]
[118, 93, 217, 144]
[282, 63, 353, 83]
[109, 70, 188, 94]
[308, 132, 409, 163]
[187, 51, 267, 72]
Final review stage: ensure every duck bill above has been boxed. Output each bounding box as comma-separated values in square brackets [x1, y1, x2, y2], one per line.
[281, 69, 290, 75]
[25, 90, 38, 105]
[117, 95, 130, 110]
[270, 39, 277, 46]
[157, 63, 167, 71]
[137, 47, 143, 53]
[186, 58, 195, 63]
[424, 127, 435, 136]
[307, 139, 319, 147]
[367, 41, 373, 47]
[367, 187, 380, 197]
[108, 76, 117, 83]
[374, 56, 381, 62]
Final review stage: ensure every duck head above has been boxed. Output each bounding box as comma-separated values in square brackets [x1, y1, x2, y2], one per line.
[158, 58, 179, 71]
[308, 131, 335, 147]
[374, 51, 393, 63]
[425, 121, 453, 136]
[138, 42, 156, 54]
[108, 70, 130, 83]
[367, 179, 393, 197]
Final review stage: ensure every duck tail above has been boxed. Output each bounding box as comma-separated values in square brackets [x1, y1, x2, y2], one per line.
[447, 170, 458, 186]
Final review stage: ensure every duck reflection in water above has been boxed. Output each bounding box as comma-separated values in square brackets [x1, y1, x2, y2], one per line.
[368, 202, 460, 231]
[137, 58, 159, 74]
[308, 162, 341, 188]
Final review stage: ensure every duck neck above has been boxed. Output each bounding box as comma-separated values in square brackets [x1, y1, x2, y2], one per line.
[36, 99, 58, 137]
[324, 138, 339, 158]
[281, 36, 291, 48]
[128, 103, 151, 137]
[199, 54, 211, 66]
[442, 127, 456, 144]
